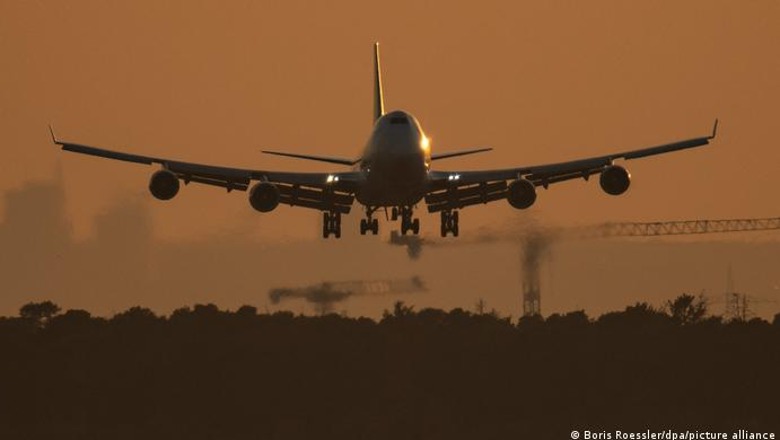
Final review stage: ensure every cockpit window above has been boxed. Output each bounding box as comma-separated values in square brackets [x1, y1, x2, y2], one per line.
[389, 116, 409, 125]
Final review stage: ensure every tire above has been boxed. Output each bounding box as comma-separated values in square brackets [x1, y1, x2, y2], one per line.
[412, 218, 420, 235]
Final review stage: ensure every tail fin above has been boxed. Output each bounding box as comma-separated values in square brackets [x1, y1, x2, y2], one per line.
[373, 42, 385, 122]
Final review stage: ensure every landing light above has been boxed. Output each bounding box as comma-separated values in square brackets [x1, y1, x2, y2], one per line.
[448, 174, 460, 181]
[327, 175, 340, 183]
[421, 136, 430, 151]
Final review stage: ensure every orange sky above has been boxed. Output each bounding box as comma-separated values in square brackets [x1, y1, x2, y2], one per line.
[1, 1, 779, 317]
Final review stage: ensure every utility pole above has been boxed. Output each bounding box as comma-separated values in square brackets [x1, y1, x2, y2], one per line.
[521, 216, 780, 318]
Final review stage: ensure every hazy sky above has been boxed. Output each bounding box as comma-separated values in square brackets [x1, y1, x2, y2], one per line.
[1, 1, 778, 317]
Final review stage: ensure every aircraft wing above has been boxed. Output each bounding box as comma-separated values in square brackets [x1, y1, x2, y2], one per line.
[53, 130, 362, 213]
[425, 120, 718, 213]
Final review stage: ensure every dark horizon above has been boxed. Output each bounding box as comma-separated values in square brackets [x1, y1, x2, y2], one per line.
[2, 296, 778, 438]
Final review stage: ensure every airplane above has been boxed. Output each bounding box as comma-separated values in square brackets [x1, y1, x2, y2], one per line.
[52, 43, 718, 239]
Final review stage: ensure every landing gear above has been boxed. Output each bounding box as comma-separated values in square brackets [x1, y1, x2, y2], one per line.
[360, 207, 379, 235]
[360, 217, 379, 235]
[440, 210, 459, 237]
[323, 211, 341, 239]
[399, 206, 420, 236]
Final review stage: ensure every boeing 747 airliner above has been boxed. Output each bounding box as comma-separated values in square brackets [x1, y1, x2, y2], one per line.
[53, 43, 717, 238]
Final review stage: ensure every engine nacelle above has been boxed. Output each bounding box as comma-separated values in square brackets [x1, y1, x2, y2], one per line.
[149, 170, 180, 200]
[249, 182, 280, 212]
[599, 165, 631, 196]
[506, 178, 537, 209]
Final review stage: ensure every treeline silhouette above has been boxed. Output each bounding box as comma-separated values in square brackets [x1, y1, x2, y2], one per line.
[1, 296, 778, 439]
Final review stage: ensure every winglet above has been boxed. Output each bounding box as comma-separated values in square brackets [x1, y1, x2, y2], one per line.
[48, 124, 62, 145]
[709, 118, 719, 139]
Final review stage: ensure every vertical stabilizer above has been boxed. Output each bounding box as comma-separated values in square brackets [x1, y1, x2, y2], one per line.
[373, 42, 385, 122]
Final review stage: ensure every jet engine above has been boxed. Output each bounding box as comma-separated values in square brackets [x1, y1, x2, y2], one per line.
[148, 170, 180, 200]
[249, 182, 280, 212]
[599, 165, 631, 195]
[506, 178, 537, 209]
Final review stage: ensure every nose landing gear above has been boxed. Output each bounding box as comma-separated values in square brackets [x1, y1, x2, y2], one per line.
[360, 217, 379, 235]
[323, 211, 342, 238]
[440, 210, 459, 237]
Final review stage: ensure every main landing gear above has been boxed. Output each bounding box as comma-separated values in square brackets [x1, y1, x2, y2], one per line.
[323, 211, 341, 238]
[360, 207, 379, 235]
[392, 206, 419, 235]
[440, 209, 459, 237]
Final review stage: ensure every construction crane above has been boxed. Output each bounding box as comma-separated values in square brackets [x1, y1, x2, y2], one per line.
[385, 216, 780, 317]
[269, 276, 426, 315]
[588, 217, 780, 238]
[521, 216, 780, 317]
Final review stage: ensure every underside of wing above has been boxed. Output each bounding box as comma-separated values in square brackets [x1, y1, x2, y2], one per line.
[54, 130, 361, 214]
[424, 120, 718, 213]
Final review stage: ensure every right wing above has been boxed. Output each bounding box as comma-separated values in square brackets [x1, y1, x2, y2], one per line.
[52, 128, 361, 214]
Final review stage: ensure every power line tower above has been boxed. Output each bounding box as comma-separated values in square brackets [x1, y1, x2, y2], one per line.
[523, 216, 780, 318]
[520, 231, 548, 317]
[724, 266, 750, 321]
[522, 262, 541, 317]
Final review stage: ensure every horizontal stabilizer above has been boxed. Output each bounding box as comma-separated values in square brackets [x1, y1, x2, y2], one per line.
[431, 147, 492, 161]
[262, 150, 360, 166]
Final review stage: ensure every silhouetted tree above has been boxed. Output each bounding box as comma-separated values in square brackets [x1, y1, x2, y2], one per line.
[1, 300, 778, 438]
[235, 305, 257, 317]
[382, 300, 415, 321]
[113, 306, 159, 323]
[516, 313, 544, 332]
[19, 301, 60, 327]
[547, 310, 589, 329]
[665, 293, 707, 325]
[49, 309, 91, 324]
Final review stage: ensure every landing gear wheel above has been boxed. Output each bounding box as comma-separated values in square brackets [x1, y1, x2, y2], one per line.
[440, 211, 449, 237]
[400, 205, 420, 236]
[361, 207, 380, 236]
[439, 210, 460, 237]
[323, 211, 342, 238]
[391, 207, 399, 221]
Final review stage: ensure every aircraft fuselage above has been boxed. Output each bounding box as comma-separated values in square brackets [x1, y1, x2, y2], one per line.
[355, 110, 430, 207]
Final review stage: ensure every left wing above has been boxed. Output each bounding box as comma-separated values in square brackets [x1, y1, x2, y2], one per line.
[52, 128, 361, 214]
[425, 120, 718, 212]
